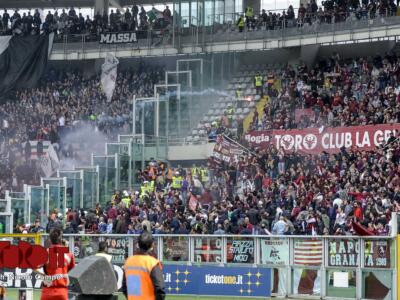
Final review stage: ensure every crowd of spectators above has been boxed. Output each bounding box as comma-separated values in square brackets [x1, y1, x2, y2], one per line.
[0, 5, 173, 37]
[1, 51, 399, 236]
[1, 0, 398, 37]
[250, 52, 400, 130]
[20, 131, 397, 237]
[241, 0, 399, 32]
[26, 53, 400, 237]
[0, 64, 164, 198]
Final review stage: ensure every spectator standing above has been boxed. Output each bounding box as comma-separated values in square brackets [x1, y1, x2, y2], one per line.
[2, 9, 10, 30]
[96, 241, 112, 262]
[122, 232, 165, 300]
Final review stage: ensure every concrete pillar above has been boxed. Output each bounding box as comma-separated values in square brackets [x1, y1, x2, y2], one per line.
[95, 0, 109, 15]
[243, 0, 261, 15]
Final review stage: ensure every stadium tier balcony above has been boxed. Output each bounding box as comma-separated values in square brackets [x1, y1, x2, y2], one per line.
[2, 3, 400, 58]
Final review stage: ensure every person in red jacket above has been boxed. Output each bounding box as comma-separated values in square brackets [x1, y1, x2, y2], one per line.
[40, 228, 75, 300]
[353, 202, 363, 221]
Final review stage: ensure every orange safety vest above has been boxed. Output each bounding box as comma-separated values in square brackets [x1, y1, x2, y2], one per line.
[41, 245, 75, 300]
[124, 255, 162, 300]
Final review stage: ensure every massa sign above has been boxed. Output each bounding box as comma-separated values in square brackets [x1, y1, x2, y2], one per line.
[245, 124, 400, 154]
[99, 32, 137, 44]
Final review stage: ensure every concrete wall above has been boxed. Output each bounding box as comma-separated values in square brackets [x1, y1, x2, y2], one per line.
[238, 47, 300, 66]
[168, 143, 215, 161]
[300, 44, 320, 68]
[317, 40, 396, 60]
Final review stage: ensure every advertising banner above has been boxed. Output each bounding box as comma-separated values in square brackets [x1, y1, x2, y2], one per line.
[102, 237, 129, 265]
[212, 135, 244, 163]
[245, 123, 400, 154]
[99, 32, 137, 44]
[261, 239, 289, 266]
[328, 239, 359, 267]
[227, 238, 254, 263]
[0, 265, 124, 290]
[364, 240, 391, 268]
[163, 264, 271, 297]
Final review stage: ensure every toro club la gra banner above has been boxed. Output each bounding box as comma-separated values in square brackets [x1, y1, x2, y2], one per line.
[245, 123, 400, 154]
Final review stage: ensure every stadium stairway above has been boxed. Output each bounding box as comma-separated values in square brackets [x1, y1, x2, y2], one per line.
[186, 63, 284, 142]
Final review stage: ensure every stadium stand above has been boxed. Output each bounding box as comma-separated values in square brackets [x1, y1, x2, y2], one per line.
[2, 0, 400, 299]
[2, 53, 397, 237]
[1, 0, 398, 37]
[0, 66, 164, 198]
[251, 53, 400, 130]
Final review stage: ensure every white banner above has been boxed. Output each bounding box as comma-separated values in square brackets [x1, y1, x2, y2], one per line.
[101, 53, 119, 102]
[47, 144, 60, 172]
[261, 239, 289, 266]
[39, 155, 52, 177]
[38, 144, 59, 177]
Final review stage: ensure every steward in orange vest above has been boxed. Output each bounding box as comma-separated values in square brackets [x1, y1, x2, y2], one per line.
[122, 231, 165, 300]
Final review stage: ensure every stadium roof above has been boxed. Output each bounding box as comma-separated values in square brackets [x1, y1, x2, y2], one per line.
[0, 0, 153, 9]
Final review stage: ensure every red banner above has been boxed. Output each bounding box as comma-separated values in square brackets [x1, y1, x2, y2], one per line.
[245, 124, 400, 154]
[213, 135, 244, 163]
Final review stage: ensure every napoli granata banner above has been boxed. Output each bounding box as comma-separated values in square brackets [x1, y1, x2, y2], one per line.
[245, 123, 400, 154]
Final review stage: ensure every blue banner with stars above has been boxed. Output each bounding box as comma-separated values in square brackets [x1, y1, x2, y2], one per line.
[163, 264, 271, 297]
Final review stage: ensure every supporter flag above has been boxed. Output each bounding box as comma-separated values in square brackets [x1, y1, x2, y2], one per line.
[39, 144, 59, 177]
[212, 135, 244, 164]
[364, 272, 390, 299]
[352, 221, 375, 236]
[292, 240, 322, 295]
[147, 8, 163, 23]
[293, 240, 323, 265]
[101, 53, 119, 102]
[0, 33, 53, 99]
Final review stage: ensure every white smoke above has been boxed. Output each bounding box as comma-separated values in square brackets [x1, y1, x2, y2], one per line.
[59, 124, 108, 170]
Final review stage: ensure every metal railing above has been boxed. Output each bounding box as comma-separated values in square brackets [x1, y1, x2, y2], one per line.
[33, 233, 396, 299]
[50, 14, 400, 56]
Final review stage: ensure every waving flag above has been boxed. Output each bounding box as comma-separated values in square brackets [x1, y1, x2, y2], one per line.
[101, 53, 119, 102]
[0, 33, 53, 99]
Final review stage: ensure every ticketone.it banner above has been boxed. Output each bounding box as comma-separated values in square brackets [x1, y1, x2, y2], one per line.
[245, 123, 400, 154]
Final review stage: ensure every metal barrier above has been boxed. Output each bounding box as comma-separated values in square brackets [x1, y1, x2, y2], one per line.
[35, 234, 397, 299]
[50, 15, 400, 57]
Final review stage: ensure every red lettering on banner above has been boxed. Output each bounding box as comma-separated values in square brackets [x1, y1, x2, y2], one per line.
[0, 241, 68, 269]
[245, 124, 400, 154]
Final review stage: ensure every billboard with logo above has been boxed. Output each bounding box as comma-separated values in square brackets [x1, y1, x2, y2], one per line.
[163, 264, 271, 297]
[245, 124, 400, 154]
